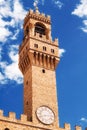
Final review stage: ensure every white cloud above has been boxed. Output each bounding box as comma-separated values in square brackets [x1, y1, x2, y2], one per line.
[81, 20, 87, 32]
[72, 0, 87, 33]
[0, 0, 27, 43]
[80, 117, 87, 122]
[0, 73, 4, 81]
[0, 62, 7, 69]
[83, 20, 87, 25]
[13, 0, 27, 23]
[0, 46, 2, 60]
[81, 28, 87, 33]
[52, 0, 63, 9]
[0, 72, 7, 84]
[11, 29, 20, 40]
[72, 0, 87, 18]
[59, 48, 66, 57]
[4, 61, 23, 84]
[33, 0, 63, 9]
[0, 0, 12, 18]
[0, 45, 23, 84]
[0, 27, 12, 42]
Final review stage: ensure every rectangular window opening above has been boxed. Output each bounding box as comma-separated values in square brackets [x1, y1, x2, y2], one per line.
[34, 44, 38, 48]
[43, 46, 46, 51]
[51, 49, 55, 53]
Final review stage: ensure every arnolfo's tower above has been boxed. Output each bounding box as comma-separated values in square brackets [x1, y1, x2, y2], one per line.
[19, 7, 60, 129]
[0, 7, 82, 130]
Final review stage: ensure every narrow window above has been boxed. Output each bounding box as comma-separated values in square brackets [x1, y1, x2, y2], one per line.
[43, 46, 46, 51]
[26, 81, 28, 85]
[34, 44, 38, 48]
[51, 49, 55, 53]
[30, 116, 32, 121]
[26, 101, 28, 105]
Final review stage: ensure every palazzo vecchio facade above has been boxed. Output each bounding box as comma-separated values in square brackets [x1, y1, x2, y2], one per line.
[0, 7, 82, 130]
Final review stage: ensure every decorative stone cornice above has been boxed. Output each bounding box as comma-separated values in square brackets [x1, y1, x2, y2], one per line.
[24, 9, 51, 28]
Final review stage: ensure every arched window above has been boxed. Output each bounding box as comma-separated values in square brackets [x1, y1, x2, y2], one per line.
[35, 23, 45, 37]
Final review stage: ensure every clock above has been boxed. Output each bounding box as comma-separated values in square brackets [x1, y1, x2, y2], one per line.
[36, 106, 55, 125]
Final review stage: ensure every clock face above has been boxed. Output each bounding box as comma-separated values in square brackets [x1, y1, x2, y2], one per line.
[36, 106, 55, 125]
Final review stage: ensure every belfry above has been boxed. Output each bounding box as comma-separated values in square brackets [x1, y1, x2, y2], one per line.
[0, 7, 82, 130]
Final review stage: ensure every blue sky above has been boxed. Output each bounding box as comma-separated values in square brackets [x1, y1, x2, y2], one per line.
[0, 0, 87, 129]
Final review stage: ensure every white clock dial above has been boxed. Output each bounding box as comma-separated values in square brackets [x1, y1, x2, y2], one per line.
[36, 106, 55, 125]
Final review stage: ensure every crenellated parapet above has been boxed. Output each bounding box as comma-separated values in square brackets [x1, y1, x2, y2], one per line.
[64, 123, 82, 130]
[0, 110, 27, 123]
[64, 123, 71, 130]
[0, 110, 82, 130]
[24, 8, 51, 28]
[75, 126, 82, 130]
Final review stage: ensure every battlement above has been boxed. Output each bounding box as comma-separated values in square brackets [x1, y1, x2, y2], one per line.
[0, 110, 82, 130]
[64, 123, 82, 130]
[24, 8, 51, 27]
[52, 38, 59, 46]
[0, 110, 27, 122]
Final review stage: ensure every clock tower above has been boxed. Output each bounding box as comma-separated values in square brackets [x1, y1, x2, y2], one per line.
[19, 7, 60, 129]
[0, 6, 82, 130]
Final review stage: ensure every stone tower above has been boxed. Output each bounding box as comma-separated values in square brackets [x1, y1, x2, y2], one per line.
[0, 7, 82, 130]
[19, 7, 60, 129]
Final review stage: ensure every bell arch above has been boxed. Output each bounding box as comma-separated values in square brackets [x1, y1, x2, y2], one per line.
[34, 22, 46, 37]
